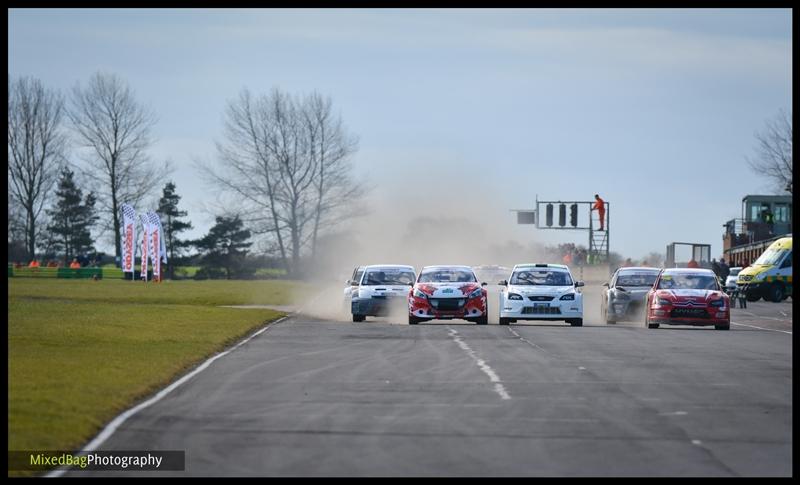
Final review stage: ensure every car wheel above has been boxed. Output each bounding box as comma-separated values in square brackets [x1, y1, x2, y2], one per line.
[745, 293, 761, 302]
[715, 324, 730, 330]
[476, 315, 488, 325]
[568, 318, 583, 327]
[352, 314, 365, 322]
[408, 314, 419, 325]
[499, 317, 510, 325]
[769, 283, 784, 303]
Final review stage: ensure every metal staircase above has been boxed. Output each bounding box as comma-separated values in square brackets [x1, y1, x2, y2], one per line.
[588, 211, 609, 263]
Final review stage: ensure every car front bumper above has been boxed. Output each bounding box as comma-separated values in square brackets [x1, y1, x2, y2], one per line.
[500, 299, 582, 320]
[352, 296, 407, 316]
[408, 295, 487, 320]
[607, 298, 646, 320]
[648, 307, 730, 326]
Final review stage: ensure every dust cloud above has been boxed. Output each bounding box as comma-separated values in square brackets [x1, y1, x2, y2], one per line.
[292, 187, 610, 325]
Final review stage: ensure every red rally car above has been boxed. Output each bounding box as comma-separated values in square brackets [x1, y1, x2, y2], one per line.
[408, 265, 488, 325]
[645, 268, 730, 330]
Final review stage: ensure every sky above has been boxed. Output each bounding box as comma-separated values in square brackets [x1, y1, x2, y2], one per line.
[8, 8, 793, 262]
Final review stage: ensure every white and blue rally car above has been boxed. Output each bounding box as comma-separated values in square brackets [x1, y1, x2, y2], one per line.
[498, 263, 584, 326]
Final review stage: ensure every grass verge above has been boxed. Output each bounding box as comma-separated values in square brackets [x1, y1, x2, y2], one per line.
[8, 278, 301, 473]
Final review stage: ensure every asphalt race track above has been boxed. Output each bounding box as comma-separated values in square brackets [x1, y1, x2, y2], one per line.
[65, 291, 792, 477]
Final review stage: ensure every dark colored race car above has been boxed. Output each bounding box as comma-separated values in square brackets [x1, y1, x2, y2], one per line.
[408, 265, 488, 325]
[601, 267, 660, 324]
[645, 268, 730, 330]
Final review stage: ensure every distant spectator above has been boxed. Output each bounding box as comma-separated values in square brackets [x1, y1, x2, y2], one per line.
[622, 258, 633, 267]
[686, 257, 699, 269]
[562, 252, 573, 266]
[719, 258, 730, 282]
[70, 258, 81, 269]
[711, 258, 721, 278]
[28, 260, 40, 268]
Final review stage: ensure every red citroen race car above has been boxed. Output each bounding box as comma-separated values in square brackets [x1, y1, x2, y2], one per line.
[408, 265, 488, 325]
[645, 268, 730, 330]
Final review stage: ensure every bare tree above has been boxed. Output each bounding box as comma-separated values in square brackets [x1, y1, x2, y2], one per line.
[201, 87, 361, 276]
[302, 92, 360, 260]
[747, 109, 792, 194]
[8, 75, 67, 260]
[68, 72, 160, 261]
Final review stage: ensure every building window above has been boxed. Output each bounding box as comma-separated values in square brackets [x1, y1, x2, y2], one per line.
[750, 204, 762, 221]
[774, 204, 789, 223]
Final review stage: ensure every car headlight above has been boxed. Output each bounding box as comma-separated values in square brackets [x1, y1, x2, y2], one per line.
[507, 293, 523, 301]
[560, 293, 575, 301]
[469, 287, 483, 299]
[413, 288, 428, 299]
[657, 298, 671, 306]
[709, 299, 725, 307]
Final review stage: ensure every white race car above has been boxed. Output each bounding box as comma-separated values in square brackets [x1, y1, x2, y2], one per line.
[342, 266, 365, 315]
[351, 264, 417, 322]
[499, 263, 584, 326]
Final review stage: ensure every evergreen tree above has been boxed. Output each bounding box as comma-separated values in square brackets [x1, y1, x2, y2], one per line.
[195, 215, 252, 279]
[45, 167, 98, 264]
[156, 181, 193, 279]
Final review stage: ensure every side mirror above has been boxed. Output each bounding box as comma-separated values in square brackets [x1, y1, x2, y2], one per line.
[481, 282, 488, 287]
[602, 282, 609, 287]
[345, 279, 351, 285]
[498, 280, 508, 286]
[575, 281, 585, 288]
[408, 281, 415, 286]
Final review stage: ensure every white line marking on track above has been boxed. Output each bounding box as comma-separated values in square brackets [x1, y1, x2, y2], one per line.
[506, 327, 550, 354]
[731, 321, 792, 334]
[447, 327, 511, 400]
[691, 440, 703, 446]
[46, 316, 290, 477]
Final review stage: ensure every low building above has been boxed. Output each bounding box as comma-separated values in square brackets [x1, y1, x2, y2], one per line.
[723, 194, 792, 267]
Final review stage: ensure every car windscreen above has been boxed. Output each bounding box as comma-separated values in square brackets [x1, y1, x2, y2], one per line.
[362, 269, 416, 285]
[510, 269, 573, 286]
[729, 268, 741, 277]
[657, 273, 719, 290]
[616, 272, 658, 287]
[753, 248, 788, 266]
[418, 269, 477, 283]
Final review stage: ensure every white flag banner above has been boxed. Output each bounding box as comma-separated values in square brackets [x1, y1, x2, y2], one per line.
[158, 217, 167, 264]
[121, 204, 137, 273]
[140, 213, 150, 281]
[147, 212, 162, 280]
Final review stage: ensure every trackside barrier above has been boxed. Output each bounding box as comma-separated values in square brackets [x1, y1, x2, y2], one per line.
[7, 266, 126, 279]
[57, 268, 103, 279]
[11, 267, 59, 278]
